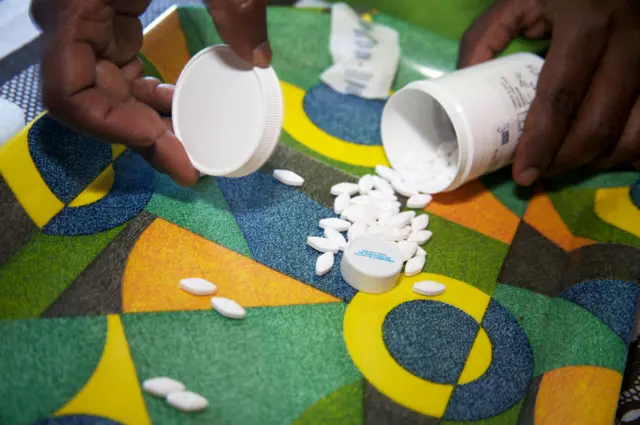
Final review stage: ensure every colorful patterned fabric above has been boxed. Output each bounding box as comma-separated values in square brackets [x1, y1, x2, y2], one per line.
[0, 6, 639, 425]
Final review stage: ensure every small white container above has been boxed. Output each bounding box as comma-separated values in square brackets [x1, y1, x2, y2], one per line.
[172, 45, 283, 177]
[340, 235, 403, 294]
[381, 53, 544, 193]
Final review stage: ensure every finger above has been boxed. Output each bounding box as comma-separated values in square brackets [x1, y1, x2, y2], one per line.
[546, 28, 640, 175]
[593, 98, 640, 168]
[203, 0, 271, 67]
[458, 0, 534, 69]
[136, 131, 200, 186]
[130, 77, 174, 115]
[512, 14, 610, 186]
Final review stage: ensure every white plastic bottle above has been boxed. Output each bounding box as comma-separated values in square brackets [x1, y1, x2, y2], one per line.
[380, 53, 544, 193]
[0, 97, 25, 148]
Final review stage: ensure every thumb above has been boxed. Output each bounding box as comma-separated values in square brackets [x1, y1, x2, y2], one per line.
[204, 0, 271, 68]
[458, 0, 530, 69]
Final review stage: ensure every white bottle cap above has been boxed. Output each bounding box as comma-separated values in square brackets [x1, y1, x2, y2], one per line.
[340, 235, 403, 294]
[172, 45, 283, 177]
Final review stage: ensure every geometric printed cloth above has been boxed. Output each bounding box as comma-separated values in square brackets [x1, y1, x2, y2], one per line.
[1, 6, 639, 425]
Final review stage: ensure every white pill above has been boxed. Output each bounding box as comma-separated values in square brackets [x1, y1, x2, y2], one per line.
[375, 164, 399, 182]
[364, 205, 384, 220]
[368, 190, 397, 202]
[398, 226, 412, 240]
[334, 193, 350, 215]
[375, 201, 401, 213]
[319, 218, 351, 232]
[372, 175, 395, 194]
[413, 280, 446, 296]
[179, 278, 217, 296]
[330, 182, 360, 196]
[378, 211, 393, 227]
[307, 236, 339, 253]
[315, 252, 335, 276]
[347, 221, 368, 241]
[397, 241, 418, 262]
[405, 255, 426, 277]
[142, 377, 186, 397]
[407, 230, 433, 245]
[407, 194, 433, 209]
[351, 195, 373, 205]
[387, 211, 416, 228]
[391, 179, 419, 197]
[273, 169, 304, 187]
[379, 227, 403, 242]
[367, 225, 383, 236]
[166, 391, 209, 412]
[412, 214, 430, 231]
[358, 174, 374, 194]
[324, 227, 347, 250]
[416, 246, 427, 257]
[211, 297, 246, 319]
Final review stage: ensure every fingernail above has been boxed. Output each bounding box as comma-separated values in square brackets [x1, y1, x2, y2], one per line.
[517, 167, 540, 187]
[252, 41, 272, 68]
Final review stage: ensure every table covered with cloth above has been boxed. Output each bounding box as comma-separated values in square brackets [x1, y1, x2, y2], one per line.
[1, 6, 640, 425]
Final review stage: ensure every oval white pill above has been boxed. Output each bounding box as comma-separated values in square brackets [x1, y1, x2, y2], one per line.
[416, 246, 427, 257]
[330, 182, 360, 196]
[348, 222, 368, 241]
[391, 179, 419, 197]
[368, 190, 397, 202]
[211, 297, 246, 319]
[398, 226, 412, 240]
[397, 241, 418, 262]
[372, 175, 395, 194]
[179, 278, 218, 296]
[412, 214, 430, 231]
[378, 211, 393, 227]
[407, 230, 433, 245]
[404, 255, 426, 277]
[315, 252, 335, 276]
[413, 280, 446, 296]
[375, 164, 399, 182]
[324, 227, 347, 250]
[358, 174, 374, 194]
[387, 211, 416, 228]
[273, 169, 304, 187]
[307, 236, 339, 253]
[334, 193, 350, 215]
[351, 195, 373, 205]
[407, 194, 433, 209]
[166, 391, 209, 412]
[143, 377, 186, 397]
[319, 218, 351, 232]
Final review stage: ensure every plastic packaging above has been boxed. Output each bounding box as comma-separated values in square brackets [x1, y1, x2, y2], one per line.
[0, 97, 25, 147]
[381, 53, 544, 193]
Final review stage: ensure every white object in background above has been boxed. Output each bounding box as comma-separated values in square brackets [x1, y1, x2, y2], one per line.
[413, 280, 446, 296]
[180, 278, 217, 296]
[407, 194, 433, 209]
[340, 235, 403, 294]
[166, 391, 209, 412]
[307, 236, 339, 253]
[381, 53, 544, 193]
[210, 297, 246, 319]
[173, 45, 282, 177]
[404, 255, 426, 277]
[315, 252, 335, 276]
[320, 3, 400, 99]
[0, 0, 41, 61]
[330, 182, 360, 196]
[273, 169, 304, 186]
[142, 377, 186, 397]
[0, 97, 25, 147]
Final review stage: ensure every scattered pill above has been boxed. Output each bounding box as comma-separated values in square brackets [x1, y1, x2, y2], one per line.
[307, 236, 339, 253]
[319, 218, 351, 232]
[273, 169, 304, 186]
[166, 391, 209, 412]
[416, 246, 427, 256]
[407, 230, 433, 244]
[179, 278, 218, 296]
[399, 226, 412, 239]
[375, 164, 399, 182]
[378, 211, 393, 226]
[211, 297, 246, 319]
[143, 377, 186, 397]
[397, 241, 418, 262]
[407, 194, 433, 209]
[375, 200, 399, 213]
[367, 225, 383, 236]
[324, 227, 347, 250]
[351, 195, 373, 205]
[368, 190, 397, 202]
[334, 193, 350, 214]
[413, 280, 446, 296]
[391, 179, 419, 197]
[412, 214, 430, 231]
[358, 174, 374, 193]
[330, 182, 360, 196]
[405, 255, 426, 277]
[386, 211, 416, 228]
[315, 252, 335, 276]
[348, 221, 368, 241]
[372, 175, 395, 194]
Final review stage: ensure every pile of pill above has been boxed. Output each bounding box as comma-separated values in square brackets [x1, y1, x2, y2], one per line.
[303, 164, 435, 277]
[399, 142, 458, 192]
[180, 277, 246, 320]
[142, 377, 209, 412]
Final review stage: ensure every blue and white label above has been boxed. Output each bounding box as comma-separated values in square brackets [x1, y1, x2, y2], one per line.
[354, 249, 396, 264]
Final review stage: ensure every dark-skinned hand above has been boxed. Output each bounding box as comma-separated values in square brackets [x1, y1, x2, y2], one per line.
[458, 0, 640, 186]
[30, 0, 271, 186]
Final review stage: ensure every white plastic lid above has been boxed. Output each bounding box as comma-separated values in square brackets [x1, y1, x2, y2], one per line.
[340, 235, 403, 294]
[172, 45, 283, 177]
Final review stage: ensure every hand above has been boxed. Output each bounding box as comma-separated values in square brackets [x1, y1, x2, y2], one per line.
[31, 0, 270, 186]
[458, 0, 640, 186]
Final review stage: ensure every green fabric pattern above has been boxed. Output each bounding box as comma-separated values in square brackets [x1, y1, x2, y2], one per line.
[145, 172, 252, 257]
[123, 303, 361, 425]
[480, 168, 534, 218]
[0, 226, 123, 319]
[0, 315, 106, 425]
[292, 380, 364, 425]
